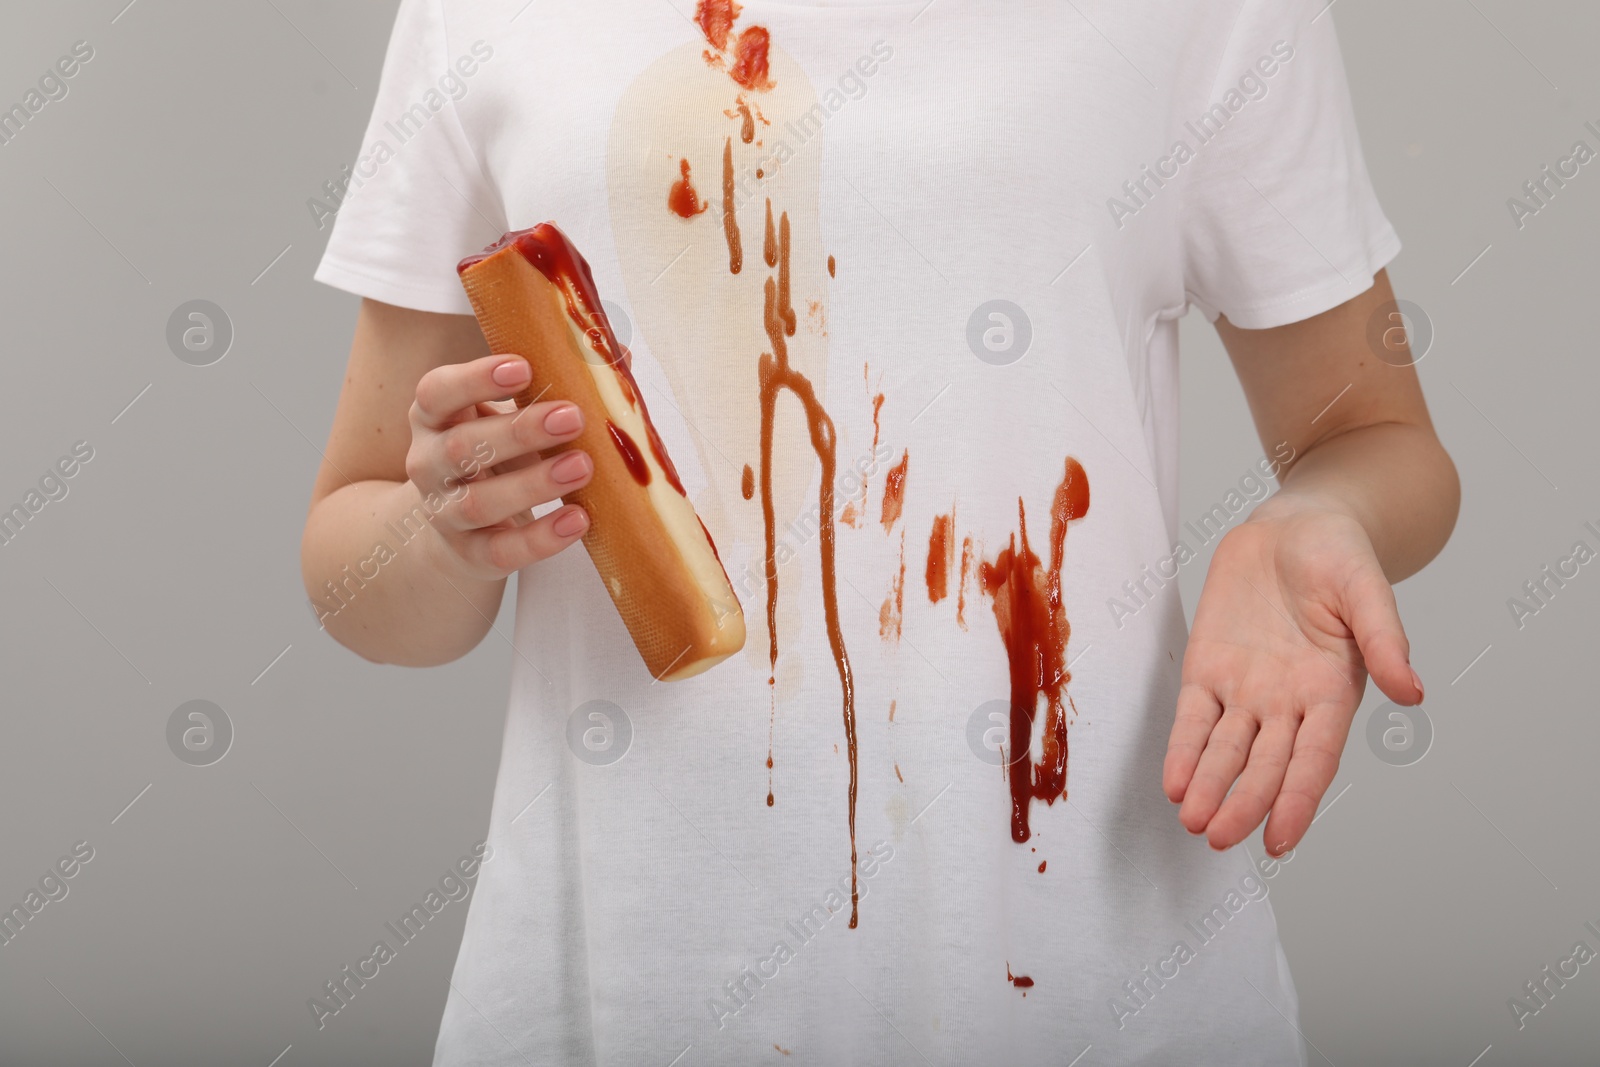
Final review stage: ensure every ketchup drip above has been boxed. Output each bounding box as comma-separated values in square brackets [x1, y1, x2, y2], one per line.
[668, 158, 708, 218]
[756, 204, 860, 927]
[607, 421, 650, 485]
[722, 138, 742, 274]
[828, 255, 836, 278]
[763, 200, 778, 269]
[736, 98, 756, 144]
[1007, 964, 1034, 993]
[741, 463, 755, 500]
[979, 457, 1090, 843]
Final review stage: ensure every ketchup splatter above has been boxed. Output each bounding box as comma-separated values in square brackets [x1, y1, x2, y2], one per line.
[980, 458, 1090, 843]
[870, 393, 885, 452]
[757, 204, 860, 927]
[1007, 963, 1034, 993]
[828, 254, 836, 277]
[729, 27, 774, 91]
[607, 421, 650, 486]
[926, 509, 954, 603]
[694, 0, 740, 51]
[879, 450, 908, 531]
[721, 138, 742, 274]
[741, 463, 755, 500]
[668, 158, 708, 218]
[894, 763, 904, 783]
[1038, 860, 1047, 873]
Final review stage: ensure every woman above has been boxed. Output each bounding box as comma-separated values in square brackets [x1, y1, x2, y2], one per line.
[302, 0, 1457, 1062]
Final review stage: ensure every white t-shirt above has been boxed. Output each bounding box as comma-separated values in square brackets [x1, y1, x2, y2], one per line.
[316, 1, 1398, 1063]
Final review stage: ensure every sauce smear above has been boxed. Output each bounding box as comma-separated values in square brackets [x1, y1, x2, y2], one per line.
[694, 0, 741, 51]
[729, 27, 774, 91]
[926, 509, 955, 602]
[879, 450, 909, 531]
[980, 457, 1090, 842]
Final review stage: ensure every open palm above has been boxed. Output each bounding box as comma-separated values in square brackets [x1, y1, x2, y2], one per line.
[1164, 506, 1425, 854]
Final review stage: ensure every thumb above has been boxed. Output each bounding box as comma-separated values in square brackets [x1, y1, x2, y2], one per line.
[1338, 561, 1423, 706]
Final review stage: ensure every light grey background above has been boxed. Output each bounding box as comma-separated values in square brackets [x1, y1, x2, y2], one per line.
[1, 2, 1595, 1064]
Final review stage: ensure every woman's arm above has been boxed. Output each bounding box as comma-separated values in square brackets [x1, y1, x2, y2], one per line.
[300, 298, 593, 666]
[1164, 269, 1460, 854]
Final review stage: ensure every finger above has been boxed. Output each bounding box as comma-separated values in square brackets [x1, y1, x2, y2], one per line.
[457, 504, 589, 576]
[1178, 708, 1259, 836]
[443, 450, 593, 532]
[1260, 704, 1347, 855]
[1338, 563, 1421, 705]
[430, 401, 584, 488]
[1205, 716, 1297, 850]
[412, 355, 532, 431]
[1164, 683, 1223, 803]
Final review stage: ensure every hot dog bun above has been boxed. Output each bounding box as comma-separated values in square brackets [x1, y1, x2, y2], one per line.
[457, 223, 745, 681]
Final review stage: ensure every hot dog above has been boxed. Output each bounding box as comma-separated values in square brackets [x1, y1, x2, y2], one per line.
[457, 223, 745, 681]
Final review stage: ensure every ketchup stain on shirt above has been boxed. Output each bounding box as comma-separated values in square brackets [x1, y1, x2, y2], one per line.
[668, 157, 708, 218]
[721, 138, 742, 274]
[736, 97, 756, 143]
[741, 463, 755, 500]
[1007, 963, 1035, 994]
[880, 450, 909, 531]
[880, 529, 905, 641]
[956, 534, 975, 630]
[695, 1, 774, 92]
[695, 0, 740, 51]
[730, 27, 774, 91]
[926, 509, 955, 602]
[828, 254, 836, 277]
[980, 457, 1090, 843]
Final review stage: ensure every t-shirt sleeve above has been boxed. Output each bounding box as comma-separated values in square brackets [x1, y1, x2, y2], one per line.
[1180, 0, 1401, 329]
[312, 0, 503, 316]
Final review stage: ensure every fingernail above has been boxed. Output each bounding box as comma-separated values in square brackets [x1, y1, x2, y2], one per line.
[551, 451, 591, 484]
[553, 507, 587, 538]
[492, 358, 531, 387]
[543, 403, 582, 436]
[1410, 667, 1425, 702]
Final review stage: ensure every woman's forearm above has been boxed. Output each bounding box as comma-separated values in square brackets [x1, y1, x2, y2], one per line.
[1253, 421, 1460, 583]
[301, 477, 507, 666]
